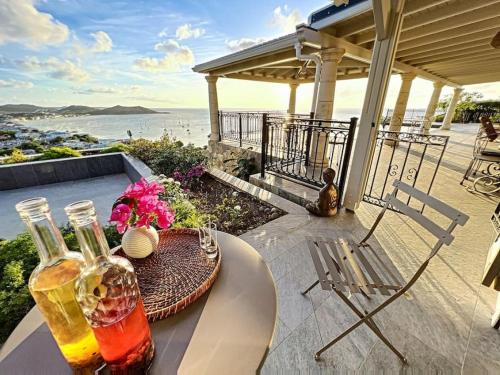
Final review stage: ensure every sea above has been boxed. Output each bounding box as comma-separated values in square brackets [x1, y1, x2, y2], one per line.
[18, 107, 427, 147]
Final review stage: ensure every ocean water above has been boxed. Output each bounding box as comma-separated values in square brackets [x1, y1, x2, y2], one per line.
[20, 108, 211, 147]
[19, 107, 428, 147]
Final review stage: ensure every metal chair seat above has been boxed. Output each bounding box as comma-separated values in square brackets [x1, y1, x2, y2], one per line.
[302, 180, 469, 363]
[307, 236, 404, 296]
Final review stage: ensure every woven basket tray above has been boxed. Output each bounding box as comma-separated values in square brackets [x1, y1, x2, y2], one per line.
[113, 228, 221, 322]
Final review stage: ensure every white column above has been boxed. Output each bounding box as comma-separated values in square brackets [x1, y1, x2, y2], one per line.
[287, 83, 299, 114]
[388, 73, 416, 132]
[206, 75, 219, 141]
[422, 81, 444, 134]
[343, 0, 406, 211]
[311, 48, 345, 165]
[315, 48, 345, 120]
[440, 87, 463, 130]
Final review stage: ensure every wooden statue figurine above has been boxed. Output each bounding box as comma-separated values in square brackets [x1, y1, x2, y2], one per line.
[306, 168, 339, 217]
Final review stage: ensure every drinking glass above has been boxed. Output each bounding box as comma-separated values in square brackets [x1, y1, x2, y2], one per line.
[198, 226, 209, 251]
[205, 222, 218, 259]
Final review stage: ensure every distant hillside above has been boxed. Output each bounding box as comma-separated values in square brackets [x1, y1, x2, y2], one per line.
[89, 105, 158, 115]
[0, 104, 55, 113]
[57, 105, 97, 115]
[0, 104, 159, 116]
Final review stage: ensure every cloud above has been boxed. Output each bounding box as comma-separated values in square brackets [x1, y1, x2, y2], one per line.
[16, 56, 89, 82]
[175, 24, 205, 40]
[90, 31, 113, 52]
[74, 31, 113, 55]
[270, 5, 302, 33]
[225, 37, 267, 52]
[0, 79, 34, 89]
[75, 85, 142, 95]
[0, 0, 69, 48]
[134, 39, 194, 72]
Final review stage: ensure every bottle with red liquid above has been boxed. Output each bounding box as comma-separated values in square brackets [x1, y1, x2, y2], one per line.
[65, 200, 154, 374]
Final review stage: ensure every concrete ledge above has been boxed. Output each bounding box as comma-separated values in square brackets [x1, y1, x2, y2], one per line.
[0, 153, 152, 191]
[208, 168, 307, 215]
[249, 172, 317, 208]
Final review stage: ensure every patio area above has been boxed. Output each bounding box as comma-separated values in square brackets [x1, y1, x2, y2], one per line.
[237, 123, 499, 373]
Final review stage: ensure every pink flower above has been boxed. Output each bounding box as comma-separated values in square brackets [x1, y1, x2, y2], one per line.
[135, 214, 153, 228]
[123, 178, 164, 199]
[136, 195, 159, 216]
[155, 201, 175, 229]
[111, 177, 174, 232]
[109, 204, 132, 234]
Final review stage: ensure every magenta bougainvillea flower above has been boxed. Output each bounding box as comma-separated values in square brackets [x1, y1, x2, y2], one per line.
[110, 178, 175, 234]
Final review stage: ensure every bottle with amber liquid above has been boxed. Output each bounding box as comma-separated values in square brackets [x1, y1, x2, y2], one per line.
[65, 200, 154, 374]
[15, 198, 103, 373]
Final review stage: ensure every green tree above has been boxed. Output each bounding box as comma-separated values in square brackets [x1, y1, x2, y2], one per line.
[438, 91, 484, 122]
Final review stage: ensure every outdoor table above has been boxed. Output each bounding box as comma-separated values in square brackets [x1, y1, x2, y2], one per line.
[0, 232, 277, 374]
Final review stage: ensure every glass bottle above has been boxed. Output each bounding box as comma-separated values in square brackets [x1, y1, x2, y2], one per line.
[15, 197, 103, 373]
[65, 200, 154, 374]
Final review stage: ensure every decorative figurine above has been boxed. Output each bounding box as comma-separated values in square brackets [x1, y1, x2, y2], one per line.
[306, 168, 339, 217]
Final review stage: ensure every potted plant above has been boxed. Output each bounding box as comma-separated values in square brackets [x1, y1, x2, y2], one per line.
[110, 178, 175, 258]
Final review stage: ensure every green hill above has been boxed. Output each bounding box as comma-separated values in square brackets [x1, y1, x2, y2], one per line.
[89, 105, 158, 115]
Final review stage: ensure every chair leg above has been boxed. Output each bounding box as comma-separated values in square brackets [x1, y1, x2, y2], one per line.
[302, 279, 320, 295]
[315, 290, 407, 365]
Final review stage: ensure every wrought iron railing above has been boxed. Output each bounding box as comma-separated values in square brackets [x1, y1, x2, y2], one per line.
[363, 131, 449, 212]
[261, 114, 358, 201]
[218, 111, 311, 147]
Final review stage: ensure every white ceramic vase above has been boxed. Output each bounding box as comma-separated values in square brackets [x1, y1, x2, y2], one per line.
[121, 226, 159, 258]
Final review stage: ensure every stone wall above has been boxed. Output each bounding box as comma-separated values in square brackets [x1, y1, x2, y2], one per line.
[208, 140, 262, 177]
[0, 153, 152, 191]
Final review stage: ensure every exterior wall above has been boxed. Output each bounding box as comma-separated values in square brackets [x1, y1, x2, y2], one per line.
[0, 153, 151, 191]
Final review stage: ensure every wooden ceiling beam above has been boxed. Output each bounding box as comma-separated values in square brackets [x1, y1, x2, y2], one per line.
[405, 45, 495, 65]
[356, 2, 500, 45]
[397, 30, 499, 57]
[397, 21, 500, 52]
[447, 73, 500, 85]
[398, 38, 493, 61]
[421, 52, 500, 69]
[334, 0, 449, 38]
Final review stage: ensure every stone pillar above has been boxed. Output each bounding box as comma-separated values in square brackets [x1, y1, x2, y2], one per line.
[311, 48, 345, 165]
[388, 73, 416, 133]
[315, 48, 345, 120]
[206, 75, 219, 141]
[287, 83, 299, 115]
[422, 81, 444, 134]
[440, 87, 463, 130]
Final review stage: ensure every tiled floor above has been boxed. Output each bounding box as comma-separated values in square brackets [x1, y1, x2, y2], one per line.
[0, 174, 131, 239]
[239, 123, 499, 373]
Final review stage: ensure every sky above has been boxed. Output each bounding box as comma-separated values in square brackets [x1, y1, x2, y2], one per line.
[0, 0, 499, 112]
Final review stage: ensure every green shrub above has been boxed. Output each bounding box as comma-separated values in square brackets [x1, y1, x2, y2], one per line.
[20, 141, 44, 153]
[100, 143, 130, 154]
[38, 147, 81, 160]
[4, 148, 28, 164]
[70, 134, 98, 144]
[156, 175, 206, 228]
[0, 149, 12, 156]
[128, 133, 207, 177]
[0, 130, 16, 138]
[49, 136, 65, 144]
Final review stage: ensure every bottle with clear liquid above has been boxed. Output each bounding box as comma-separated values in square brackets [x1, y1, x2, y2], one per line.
[65, 200, 154, 374]
[15, 197, 103, 373]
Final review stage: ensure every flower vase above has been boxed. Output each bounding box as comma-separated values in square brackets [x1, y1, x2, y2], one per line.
[121, 226, 159, 258]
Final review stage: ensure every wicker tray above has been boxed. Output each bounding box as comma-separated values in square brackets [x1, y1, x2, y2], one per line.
[113, 228, 221, 322]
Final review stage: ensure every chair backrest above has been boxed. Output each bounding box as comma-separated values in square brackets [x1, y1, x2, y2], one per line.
[364, 180, 469, 260]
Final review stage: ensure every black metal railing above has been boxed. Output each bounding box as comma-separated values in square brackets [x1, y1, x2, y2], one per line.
[218, 111, 312, 147]
[260, 114, 357, 201]
[363, 131, 449, 212]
